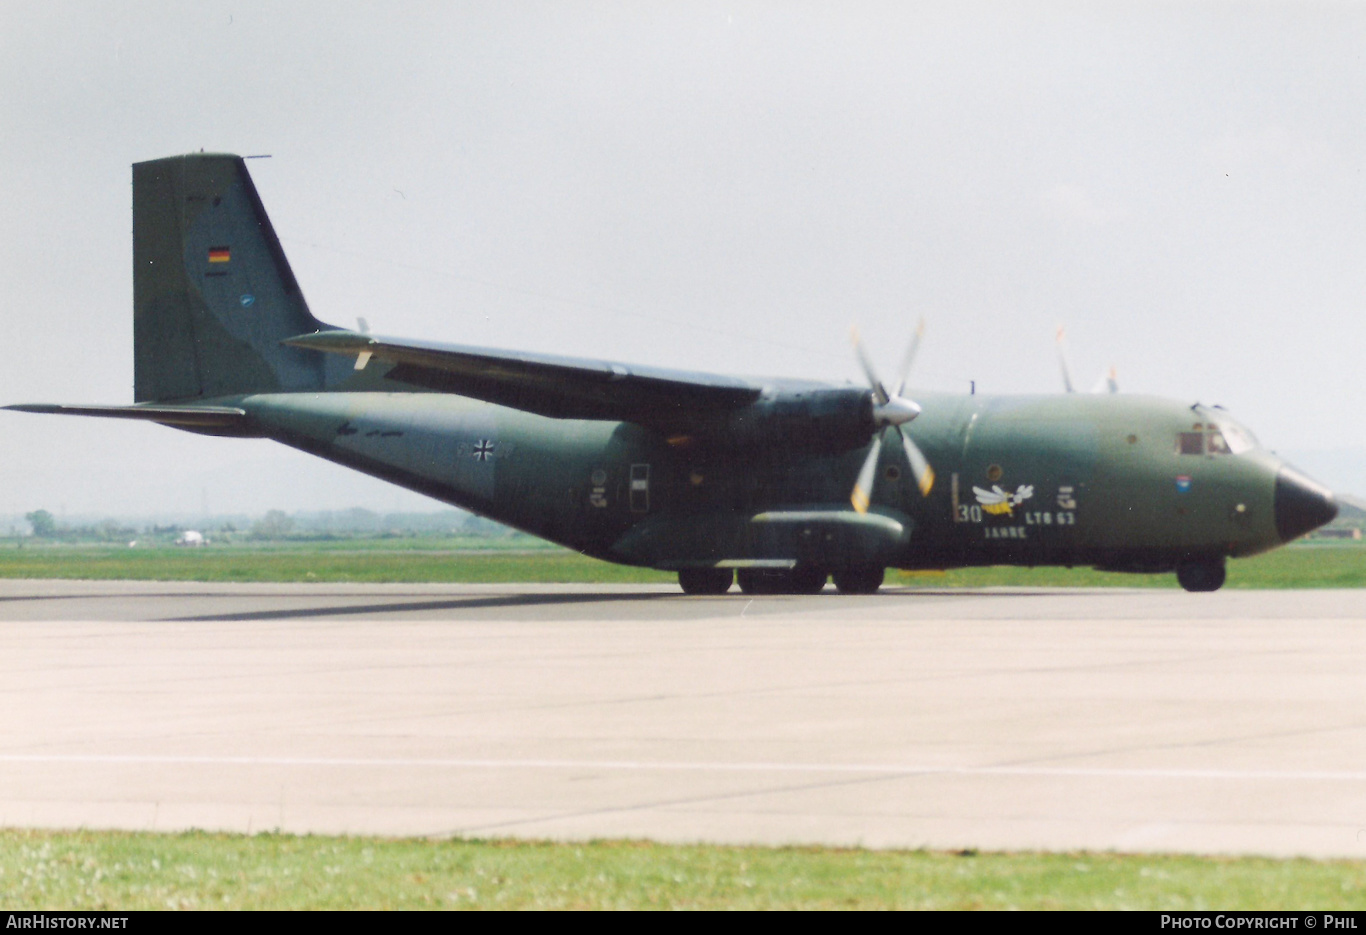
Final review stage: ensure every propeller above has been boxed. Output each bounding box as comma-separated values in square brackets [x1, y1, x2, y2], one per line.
[1055, 326, 1076, 394]
[354, 317, 374, 370]
[849, 323, 935, 514]
[1056, 325, 1118, 394]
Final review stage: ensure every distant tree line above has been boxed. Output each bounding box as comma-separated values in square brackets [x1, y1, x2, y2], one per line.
[15, 507, 518, 542]
[23, 510, 139, 542]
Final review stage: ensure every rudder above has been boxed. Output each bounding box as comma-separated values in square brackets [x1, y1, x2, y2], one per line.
[133, 154, 334, 402]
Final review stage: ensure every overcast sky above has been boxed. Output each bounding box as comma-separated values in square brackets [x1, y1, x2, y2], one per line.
[2, 1, 1363, 517]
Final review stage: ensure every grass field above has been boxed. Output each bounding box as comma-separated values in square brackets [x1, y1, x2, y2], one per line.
[2, 830, 1363, 910]
[0, 539, 1361, 588]
[0, 541, 672, 584]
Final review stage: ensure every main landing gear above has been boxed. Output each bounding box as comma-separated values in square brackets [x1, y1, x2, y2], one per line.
[736, 566, 827, 595]
[677, 565, 887, 595]
[831, 565, 884, 594]
[1176, 557, 1226, 592]
[677, 567, 735, 595]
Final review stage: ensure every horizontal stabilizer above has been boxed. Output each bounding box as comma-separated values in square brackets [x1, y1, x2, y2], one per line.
[284, 330, 762, 424]
[4, 403, 249, 428]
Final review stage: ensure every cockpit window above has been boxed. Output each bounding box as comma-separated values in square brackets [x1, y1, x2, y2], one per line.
[1215, 420, 1258, 454]
[1177, 418, 1259, 456]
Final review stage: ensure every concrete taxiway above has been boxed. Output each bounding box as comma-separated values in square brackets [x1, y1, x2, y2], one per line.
[1, 578, 1364, 857]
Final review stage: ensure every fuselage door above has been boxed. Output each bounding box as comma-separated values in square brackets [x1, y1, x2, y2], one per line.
[630, 463, 651, 513]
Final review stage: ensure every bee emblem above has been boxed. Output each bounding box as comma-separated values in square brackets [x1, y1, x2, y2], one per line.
[972, 484, 1035, 516]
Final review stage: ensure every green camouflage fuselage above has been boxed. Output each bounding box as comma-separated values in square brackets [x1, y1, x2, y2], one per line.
[208, 387, 1286, 574]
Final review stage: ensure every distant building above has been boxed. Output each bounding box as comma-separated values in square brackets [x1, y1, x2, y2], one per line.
[1313, 527, 1362, 540]
[1336, 494, 1366, 520]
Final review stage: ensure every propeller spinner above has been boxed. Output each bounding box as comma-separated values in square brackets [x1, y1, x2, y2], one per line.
[849, 324, 935, 513]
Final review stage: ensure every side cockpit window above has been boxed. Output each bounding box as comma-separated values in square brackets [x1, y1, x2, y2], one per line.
[1217, 420, 1257, 454]
[1177, 431, 1204, 455]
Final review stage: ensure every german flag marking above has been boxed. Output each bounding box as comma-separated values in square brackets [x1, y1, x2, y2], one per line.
[208, 246, 231, 263]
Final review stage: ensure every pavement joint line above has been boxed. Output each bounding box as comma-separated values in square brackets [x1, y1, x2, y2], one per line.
[3, 753, 1366, 782]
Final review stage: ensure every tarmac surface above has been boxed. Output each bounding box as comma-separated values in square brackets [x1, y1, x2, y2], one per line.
[1, 578, 1365, 857]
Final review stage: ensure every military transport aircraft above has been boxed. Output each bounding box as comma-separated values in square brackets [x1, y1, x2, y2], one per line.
[5, 154, 1340, 594]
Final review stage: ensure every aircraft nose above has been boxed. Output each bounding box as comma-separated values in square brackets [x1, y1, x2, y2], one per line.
[1274, 465, 1338, 542]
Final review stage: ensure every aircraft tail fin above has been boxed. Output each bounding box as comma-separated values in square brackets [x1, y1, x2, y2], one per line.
[133, 154, 338, 402]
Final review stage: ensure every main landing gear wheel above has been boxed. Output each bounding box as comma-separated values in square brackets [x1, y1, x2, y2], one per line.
[788, 564, 828, 595]
[1176, 558, 1226, 592]
[678, 568, 734, 595]
[736, 568, 781, 595]
[832, 565, 884, 595]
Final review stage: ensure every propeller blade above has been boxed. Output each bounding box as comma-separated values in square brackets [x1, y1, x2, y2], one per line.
[894, 318, 926, 398]
[1055, 326, 1076, 394]
[896, 426, 935, 497]
[1087, 365, 1119, 394]
[850, 434, 884, 514]
[850, 327, 889, 405]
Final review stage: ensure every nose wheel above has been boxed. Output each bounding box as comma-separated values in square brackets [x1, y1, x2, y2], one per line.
[1176, 557, 1226, 592]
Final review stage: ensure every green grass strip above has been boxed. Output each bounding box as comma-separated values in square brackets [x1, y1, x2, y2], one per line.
[0, 547, 675, 584]
[0, 542, 1361, 588]
[2, 830, 1365, 910]
[893, 543, 1366, 590]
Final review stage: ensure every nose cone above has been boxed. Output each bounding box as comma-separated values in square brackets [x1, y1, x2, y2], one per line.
[1275, 465, 1338, 542]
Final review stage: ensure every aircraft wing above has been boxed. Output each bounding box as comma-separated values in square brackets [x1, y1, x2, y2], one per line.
[285, 330, 763, 424]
